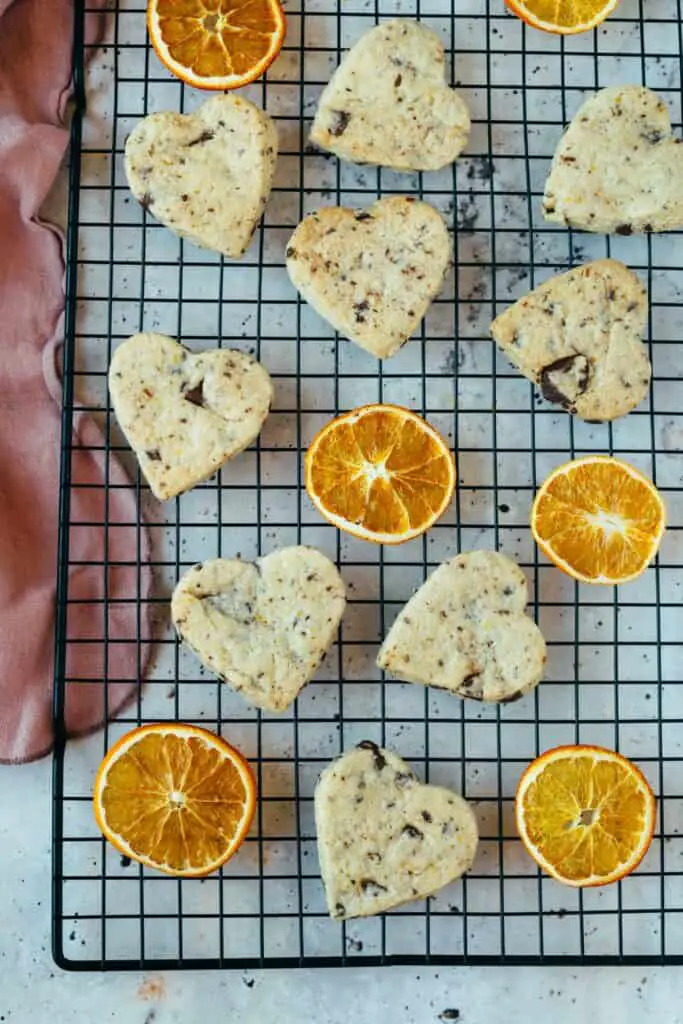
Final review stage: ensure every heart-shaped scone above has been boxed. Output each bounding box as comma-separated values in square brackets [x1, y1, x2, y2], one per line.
[543, 86, 683, 234]
[315, 741, 478, 919]
[310, 20, 470, 172]
[286, 197, 451, 359]
[171, 547, 346, 712]
[125, 94, 277, 258]
[377, 551, 546, 703]
[109, 332, 273, 501]
[491, 260, 650, 422]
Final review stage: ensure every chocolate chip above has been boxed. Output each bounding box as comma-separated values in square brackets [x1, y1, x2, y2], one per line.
[460, 673, 481, 688]
[421, 810, 433, 823]
[145, 449, 162, 461]
[354, 211, 373, 221]
[540, 354, 590, 411]
[641, 129, 664, 144]
[353, 299, 370, 323]
[395, 771, 415, 789]
[394, 73, 403, 87]
[188, 130, 215, 147]
[286, 246, 297, 259]
[357, 739, 387, 771]
[182, 380, 205, 407]
[334, 901, 346, 918]
[359, 879, 388, 897]
[402, 824, 424, 840]
[139, 192, 154, 211]
[616, 224, 633, 236]
[499, 689, 525, 703]
[329, 110, 351, 136]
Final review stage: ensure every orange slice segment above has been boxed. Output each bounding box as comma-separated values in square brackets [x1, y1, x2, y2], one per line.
[531, 455, 665, 585]
[515, 745, 656, 887]
[93, 724, 255, 877]
[148, 0, 286, 90]
[504, 0, 619, 34]
[305, 404, 455, 545]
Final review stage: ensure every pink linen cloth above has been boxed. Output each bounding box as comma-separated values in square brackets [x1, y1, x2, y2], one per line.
[0, 0, 152, 762]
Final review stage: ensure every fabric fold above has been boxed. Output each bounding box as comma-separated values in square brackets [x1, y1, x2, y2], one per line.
[0, 0, 152, 763]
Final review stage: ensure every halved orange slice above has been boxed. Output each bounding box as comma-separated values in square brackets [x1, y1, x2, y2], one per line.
[305, 404, 456, 545]
[531, 455, 665, 585]
[516, 744, 656, 887]
[148, 0, 286, 91]
[93, 723, 255, 877]
[504, 0, 619, 35]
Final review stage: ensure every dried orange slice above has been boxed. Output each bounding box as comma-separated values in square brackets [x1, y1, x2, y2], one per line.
[531, 455, 665, 585]
[516, 745, 656, 887]
[305, 404, 455, 545]
[504, 0, 619, 34]
[148, 0, 286, 91]
[93, 724, 255, 877]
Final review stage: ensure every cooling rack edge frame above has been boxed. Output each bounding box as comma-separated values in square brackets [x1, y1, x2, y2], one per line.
[50, 0, 679, 972]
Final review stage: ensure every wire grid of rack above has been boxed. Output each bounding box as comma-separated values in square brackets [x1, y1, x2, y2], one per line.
[52, 0, 683, 970]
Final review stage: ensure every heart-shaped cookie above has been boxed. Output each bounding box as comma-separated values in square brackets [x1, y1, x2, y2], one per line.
[377, 551, 547, 703]
[171, 547, 346, 712]
[125, 94, 277, 258]
[310, 19, 470, 171]
[109, 332, 273, 501]
[543, 86, 683, 234]
[286, 196, 451, 359]
[491, 260, 651, 422]
[315, 741, 478, 919]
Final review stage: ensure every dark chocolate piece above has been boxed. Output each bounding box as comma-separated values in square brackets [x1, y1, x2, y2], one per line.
[357, 739, 387, 771]
[540, 354, 590, 411]
[329, 110, 351, 136]
[182, 381, 205, 408]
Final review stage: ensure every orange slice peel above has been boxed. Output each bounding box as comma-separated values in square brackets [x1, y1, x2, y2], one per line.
[515, 744, 656, 887]
[504, 0, 620, 35]
[304, 403, 456, 545]
[148, 0, 286, 91]
[93, 723, 255, 877]
[531, 455, 665, 585]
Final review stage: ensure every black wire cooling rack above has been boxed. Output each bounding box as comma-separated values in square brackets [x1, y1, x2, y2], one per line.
[52, 0, 683, 969]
